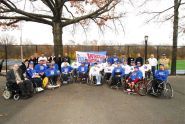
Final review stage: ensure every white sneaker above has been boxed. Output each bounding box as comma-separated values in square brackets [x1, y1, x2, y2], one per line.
[127, 89, 131, 92]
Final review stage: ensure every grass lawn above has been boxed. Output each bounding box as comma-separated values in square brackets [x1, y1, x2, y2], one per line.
[176, 60, 185, 70]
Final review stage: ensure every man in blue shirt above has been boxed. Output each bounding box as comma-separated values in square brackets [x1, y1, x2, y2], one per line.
[78, 62, 88, 80]
[111, 62, 125, 87]
[34, 59, 48, 79]
[151, 64, 169, 93]
[61, 62, 73, 83]
[45, 63, 60, 86]
[112, 53, 119, 64]
[26, 61, 43, 88]
[126, 66, 143, 92]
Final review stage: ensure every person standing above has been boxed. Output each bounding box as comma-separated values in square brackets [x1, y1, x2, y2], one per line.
[135, 53, 144, 66]
[159, 54, 170, 69]
[120, 53, 127, 63]
[62, 53, 71, 64]
[127, 54, 135, 66]
[148, 54, 158, 77]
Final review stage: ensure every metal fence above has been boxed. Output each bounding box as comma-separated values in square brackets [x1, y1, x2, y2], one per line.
[0, 45, 185, 74]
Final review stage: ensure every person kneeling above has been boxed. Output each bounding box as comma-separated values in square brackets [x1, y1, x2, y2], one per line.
[6, 64, 33, 99]
[126, 66, 143, 92]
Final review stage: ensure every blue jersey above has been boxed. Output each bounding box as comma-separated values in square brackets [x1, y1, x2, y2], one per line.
[34, 64, 48, 73]
[78, 66, 88, 73]
[26, 68, 37, 79]
[53, 64, 59, 70]
[155, 70, 169, 81]
[61, 66, 73, 74]
[129, 70, 143, 80]
[112, 57, 119, 64]
[112, 67, 125, 77]
[45, 68, 59, 77]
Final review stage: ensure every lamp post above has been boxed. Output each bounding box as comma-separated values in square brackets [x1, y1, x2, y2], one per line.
[144, 35, 148, 62]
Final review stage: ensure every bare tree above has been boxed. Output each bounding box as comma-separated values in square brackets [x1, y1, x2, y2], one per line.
[0, 0, 123, 56]
[137, 0, 185, 75]
[0, 34, 16, 45]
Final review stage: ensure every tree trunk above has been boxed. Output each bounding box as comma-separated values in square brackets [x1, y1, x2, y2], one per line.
[52, 22, 63, 57]
[171, 0, 179, 75]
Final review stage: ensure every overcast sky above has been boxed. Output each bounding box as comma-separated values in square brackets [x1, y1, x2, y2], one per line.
[0, 0, 184, 46]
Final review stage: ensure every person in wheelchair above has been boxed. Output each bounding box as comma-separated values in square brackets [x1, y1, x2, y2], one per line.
[126, 66, 143, 92]
[45, 63, 60, 86]
[77, 62, 88, 81]
[6, 64, 33, 99]
[26, 61, 44, 92]
[150, 64, 169, 94]
[111, 62, 125, 87]
[104, 62, 114, 81]
[61, 62, 73, 84]
[34, 58, 48, 79]
[71, 59, 80, 78]
[89, 62, 103, 85]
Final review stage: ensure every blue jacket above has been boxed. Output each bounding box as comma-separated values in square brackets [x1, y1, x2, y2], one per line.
[26, 68, 37, 79]
[34, 64, 48, 73]
[112, 67, 125, 77]
[155, 70, 169, 81]
[78, 66, 88, 73]
[129, 70, 143, 80]
[107, 57, 113, 64]
[61, 66, 73, 74]
[45, 68, 59, 77]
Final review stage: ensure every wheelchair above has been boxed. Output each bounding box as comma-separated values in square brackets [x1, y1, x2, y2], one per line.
[2, 83, 21, 100]
[123, 79, 147, 96]
[102, 72, 112, 85]
[76, 72, 89, 84]
[110, 75, 125, 89]
[60, 72, 74, 85]
[87, 74, 103, 86]
[146, 79, 173, 99]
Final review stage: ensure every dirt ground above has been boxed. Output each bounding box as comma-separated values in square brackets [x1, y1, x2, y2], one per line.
[0, 76, 185, 124]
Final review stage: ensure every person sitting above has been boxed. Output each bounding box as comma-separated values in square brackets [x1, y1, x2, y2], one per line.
[45, 63, 60, 86]
[104, 62, 114, 81]
[61, 62, 73, 84]
[77, 62, 88, 80]
[111, 62, 125, 87]
[6, 64, 33, 99]
[61, 61, 70, 68]
[122, 61, 131, 79]
[126, 66, 143, 92]
[112, 53, 119, 64]
[151, 64, 169, 94]
[136, 62, 146, 79]
[89, 63, 103, 85]
[71, 60, 80, 77]
[34, 58, 48, 79]
[26, 61, 43, 91]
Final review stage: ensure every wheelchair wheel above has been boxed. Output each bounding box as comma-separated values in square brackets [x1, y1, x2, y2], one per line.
[146, 80, 153, 94]
[163, 82, 173, 99]
[136, 81, 147, 96]
[2, 90, 12, 100]
[13, 94, 20, 101]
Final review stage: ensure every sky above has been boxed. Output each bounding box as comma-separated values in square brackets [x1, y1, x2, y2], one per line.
[0, 0, 185, 46]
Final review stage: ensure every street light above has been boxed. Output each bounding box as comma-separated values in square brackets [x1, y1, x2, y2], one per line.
[144, 35, 148, 62]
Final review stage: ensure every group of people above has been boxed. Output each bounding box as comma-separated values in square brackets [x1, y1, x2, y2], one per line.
[6, 52, 170, 99]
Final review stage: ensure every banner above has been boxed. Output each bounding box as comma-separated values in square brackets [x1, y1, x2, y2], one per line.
[76, 51, 107, 63]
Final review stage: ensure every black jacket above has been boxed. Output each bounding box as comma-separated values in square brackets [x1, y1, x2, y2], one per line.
[6, 69, 24, 83]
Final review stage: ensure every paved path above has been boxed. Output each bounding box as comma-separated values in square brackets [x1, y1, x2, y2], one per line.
[0, 76, 184, 124]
